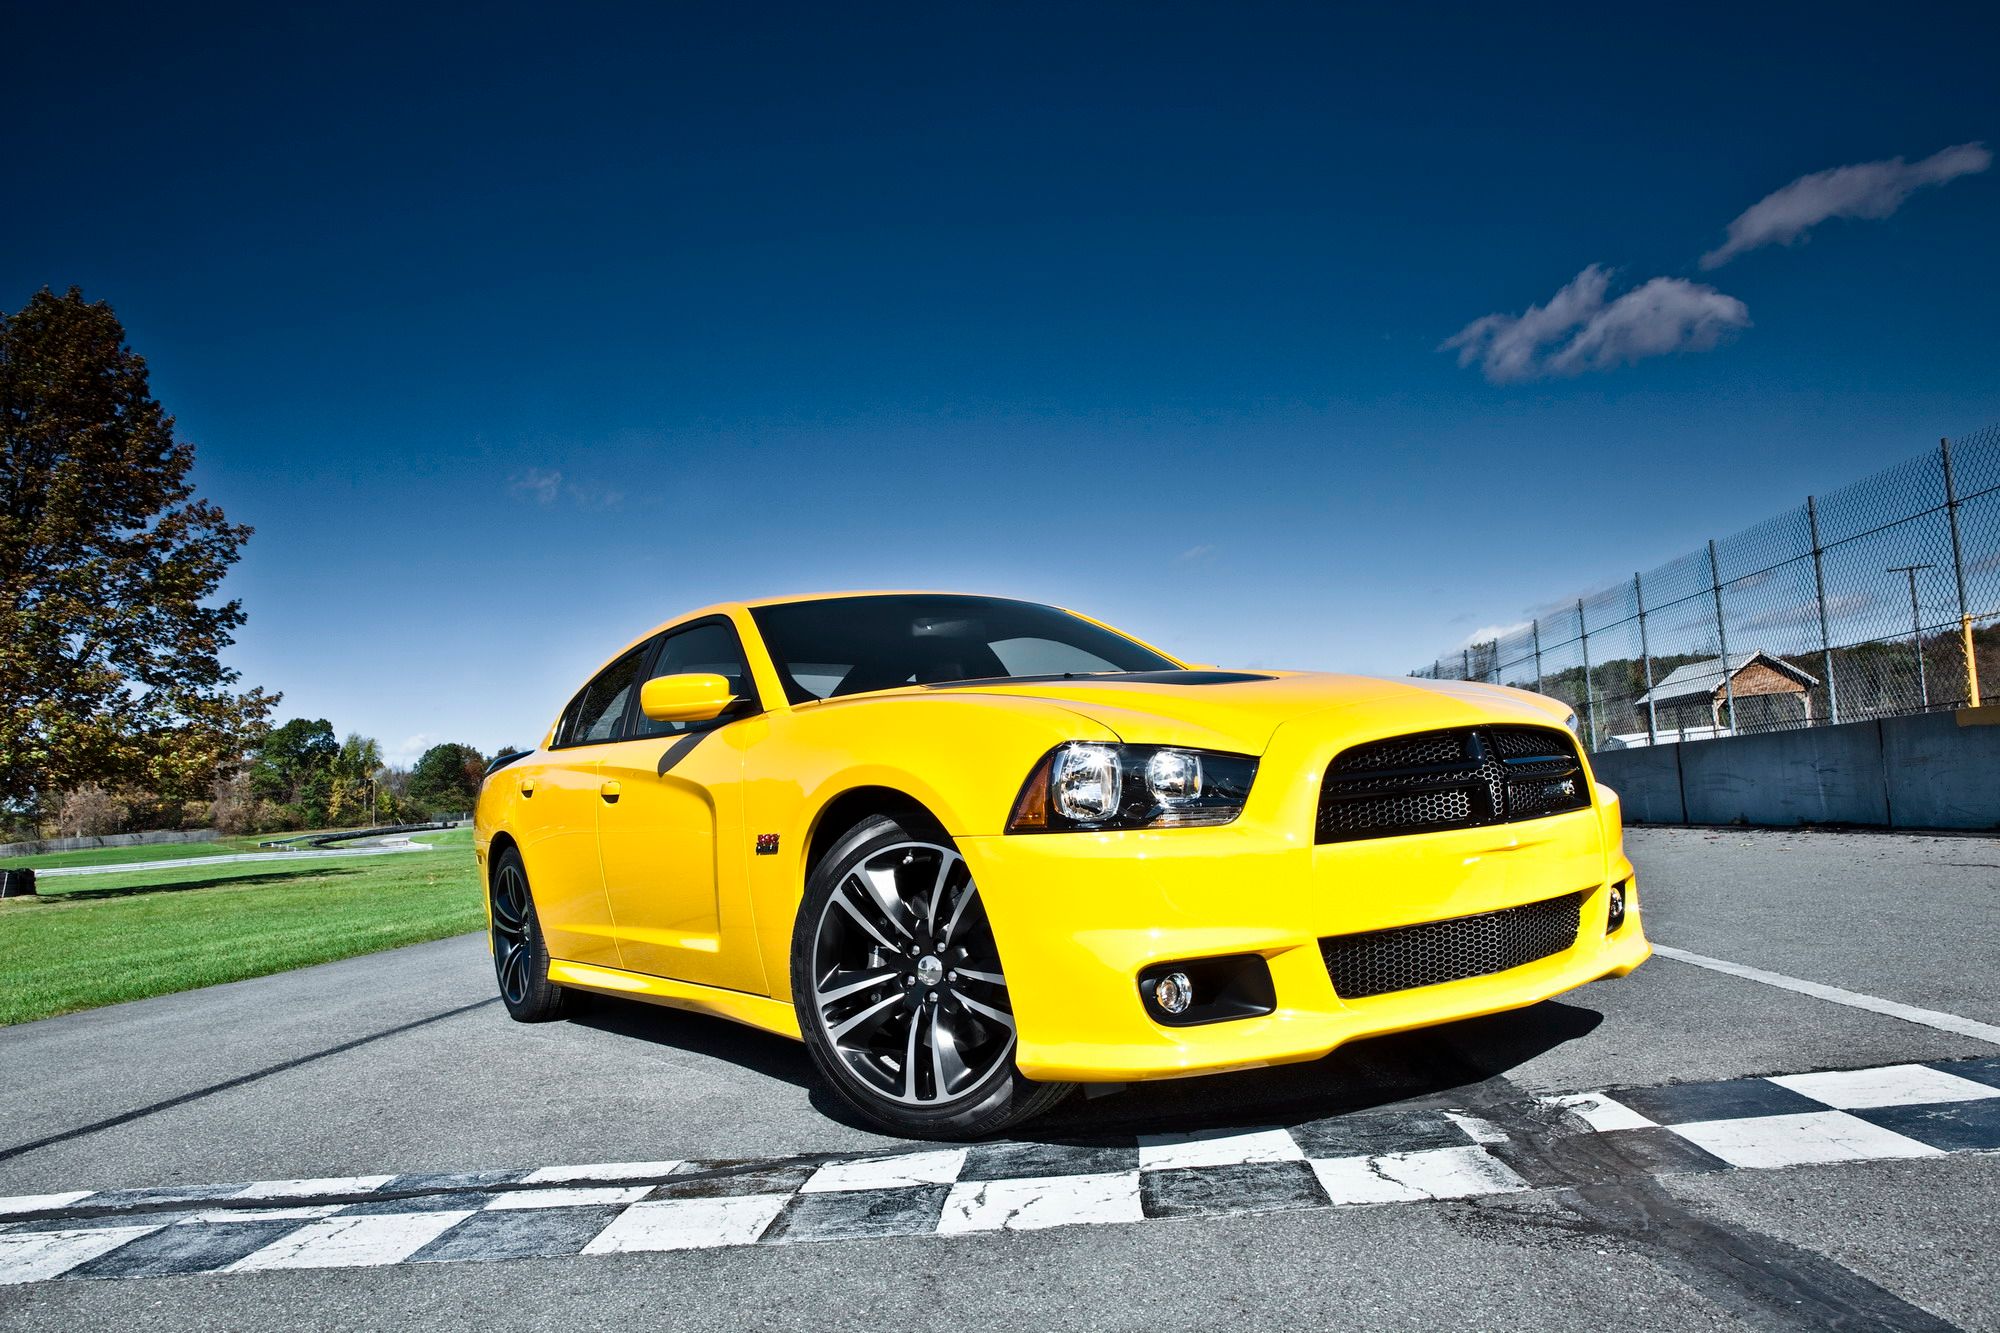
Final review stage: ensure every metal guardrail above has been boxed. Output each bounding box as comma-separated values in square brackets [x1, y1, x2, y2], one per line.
[258, 821, 463, 849]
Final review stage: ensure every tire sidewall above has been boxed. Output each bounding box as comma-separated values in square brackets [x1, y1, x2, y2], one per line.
[491, 845, 571, 1022]
[790, 814, 1029, 1137]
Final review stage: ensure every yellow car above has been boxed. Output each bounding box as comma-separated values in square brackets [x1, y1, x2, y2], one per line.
[476, 592, 1648, 1138]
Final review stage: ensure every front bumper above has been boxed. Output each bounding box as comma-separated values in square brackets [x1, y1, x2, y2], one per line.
[960, 803, 1648, 1083]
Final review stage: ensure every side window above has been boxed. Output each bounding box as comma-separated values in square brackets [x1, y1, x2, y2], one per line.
[631, 620, 757, 738]
[556, 644, 651, 747]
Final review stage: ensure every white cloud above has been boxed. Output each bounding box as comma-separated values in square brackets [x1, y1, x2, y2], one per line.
[1701, 142, 1991, 269]
[508, 467, 624, 511]
[385, 732, 435, 768]
[510, 468, 563, 505]
[1177, 544, 1216, 562]
[1443, 266, 1749, 383]
[1464, 621, 1531, 647]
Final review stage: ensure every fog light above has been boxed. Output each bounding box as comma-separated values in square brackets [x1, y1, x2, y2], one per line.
[1607, 883, 1627, 932]
[1153, 971, 1195, 1015]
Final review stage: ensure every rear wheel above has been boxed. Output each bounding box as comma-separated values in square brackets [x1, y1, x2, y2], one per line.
[791, 813, 1073, 1139]
[489, 846, 577, 1022]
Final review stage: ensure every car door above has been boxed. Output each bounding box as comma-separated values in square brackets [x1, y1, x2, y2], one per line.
[595, 617, 768, 993]
[516, 642, 650, 967]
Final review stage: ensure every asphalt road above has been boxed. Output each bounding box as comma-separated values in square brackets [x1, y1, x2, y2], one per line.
[1, 826, 1995, 1331]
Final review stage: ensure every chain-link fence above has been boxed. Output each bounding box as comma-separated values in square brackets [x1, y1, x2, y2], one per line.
[1413, 426, 2000, 751]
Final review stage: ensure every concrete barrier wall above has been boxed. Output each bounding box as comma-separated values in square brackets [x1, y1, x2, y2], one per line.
[1594, 744, 1685, 825]
[1881, 710, 2000, 828]
[0, 828, 220, 858]
[1591, 707, 2000, 830]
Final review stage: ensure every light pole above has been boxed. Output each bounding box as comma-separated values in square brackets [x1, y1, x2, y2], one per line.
[1887, 564, 1935, 710]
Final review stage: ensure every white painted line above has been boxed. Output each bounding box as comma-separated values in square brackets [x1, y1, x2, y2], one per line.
[519, 1161, 682, 1185]
[799, 1149, 967, 1193]
[0, 1190, 94, 1218]
[1545, 1092, 1659, 1132]
[0, 1226, 159, 1284]
[1671, 1111, 1942, 1170]
[229, 1175, 395, 1201]
[485, 1186, 651, 1210]
[227, 1211, 475, 1270]
[1654, 945, 2000, 1045]
[1767, 1064, 2000, 1110]
[1309, 1157, 1429, 1205]
[937, 1172, 1143, 1234]
[1444, 1111, 1510, 1144]
[1137, 1127, 1304, 1171]
[1372, 1146, 1531, 1199]
[582, 1195, 790, 1253]
[1310, 1147, 1528, 1205]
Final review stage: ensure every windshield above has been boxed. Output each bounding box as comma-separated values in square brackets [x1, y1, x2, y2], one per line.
[749, 595, 1181, 704]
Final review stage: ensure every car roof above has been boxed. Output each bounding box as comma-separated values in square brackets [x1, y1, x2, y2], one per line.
[734, 589, 1041, 609]
[619, 591, 1066, 657]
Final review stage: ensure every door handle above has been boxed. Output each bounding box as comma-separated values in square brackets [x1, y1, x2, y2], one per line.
[519, 777, 536, 798]
[599, 780, 621, 803]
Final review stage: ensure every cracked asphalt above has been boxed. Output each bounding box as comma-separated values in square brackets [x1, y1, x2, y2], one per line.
[1, 826, 1995, 1330]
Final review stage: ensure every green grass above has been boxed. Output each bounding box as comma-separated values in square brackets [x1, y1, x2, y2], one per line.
[0, 846, 485, 1025]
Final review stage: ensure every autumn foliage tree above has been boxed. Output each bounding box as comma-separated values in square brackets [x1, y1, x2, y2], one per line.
[0, 288, 276, 819]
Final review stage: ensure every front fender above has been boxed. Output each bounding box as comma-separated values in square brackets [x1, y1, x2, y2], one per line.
[742, 693, 1122, 1001]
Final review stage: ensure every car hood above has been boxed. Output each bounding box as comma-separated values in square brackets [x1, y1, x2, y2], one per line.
[908, 669, 1570, 754]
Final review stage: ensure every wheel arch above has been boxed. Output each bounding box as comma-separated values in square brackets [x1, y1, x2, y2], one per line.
[802, 785, 948, 883]
[485, 828, 521, 878]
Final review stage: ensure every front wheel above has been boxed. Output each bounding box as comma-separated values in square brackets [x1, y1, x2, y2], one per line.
[791, 814, 1073, 1139]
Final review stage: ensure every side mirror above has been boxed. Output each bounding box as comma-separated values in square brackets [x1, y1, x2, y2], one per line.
[640, 673, 737, 723]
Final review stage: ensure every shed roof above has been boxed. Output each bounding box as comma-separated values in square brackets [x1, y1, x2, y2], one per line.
[1635, 651, 1819, 707]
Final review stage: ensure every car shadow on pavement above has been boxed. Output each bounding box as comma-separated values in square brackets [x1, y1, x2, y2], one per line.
[568, 997, 818, 1089]
[565, 992, 1602, 1145]
[1025, 1000, 1604, 1144]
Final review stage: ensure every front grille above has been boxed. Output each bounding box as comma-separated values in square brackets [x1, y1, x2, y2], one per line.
[1321, 892, 1584, 999]
[1316, 725, 1588, 844]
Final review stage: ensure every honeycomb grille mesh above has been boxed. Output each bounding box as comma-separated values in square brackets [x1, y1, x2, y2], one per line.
[1506, 775, 1586, 818]
[1324, 789, 1473, 836]
[1491, 728, 1566, 759]
[1321, 892, 1584, 999]
[1316, 725, 1588, 843]
[1335, 732, 1468, 772]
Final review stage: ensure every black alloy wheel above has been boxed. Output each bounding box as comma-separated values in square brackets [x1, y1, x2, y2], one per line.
[488, 846, 576, 1022]
[791, 813, 1072, 1138]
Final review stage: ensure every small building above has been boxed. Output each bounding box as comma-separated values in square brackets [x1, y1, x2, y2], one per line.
[1635, 651, 1819, 736]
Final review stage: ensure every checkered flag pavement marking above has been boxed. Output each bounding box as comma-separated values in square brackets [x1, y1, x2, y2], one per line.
[2, 1056, 1996, 1284]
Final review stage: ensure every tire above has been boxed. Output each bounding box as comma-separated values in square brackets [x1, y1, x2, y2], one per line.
[791, 813, 1074, 1139]
[489, 845, 578, 1023]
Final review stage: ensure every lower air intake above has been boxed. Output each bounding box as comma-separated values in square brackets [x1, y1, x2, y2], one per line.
[1321, 892, 1584, 1000]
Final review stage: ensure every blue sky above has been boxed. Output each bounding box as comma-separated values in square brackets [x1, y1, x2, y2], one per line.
[6, 3, 1997, 761]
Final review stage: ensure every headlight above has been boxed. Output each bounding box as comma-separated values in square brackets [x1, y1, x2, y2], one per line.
[1562, 711, 1579, 735]
[1008, 742, 1258, 832]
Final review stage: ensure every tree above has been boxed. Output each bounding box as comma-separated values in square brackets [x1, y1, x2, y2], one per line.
[332, 733, 382, 783]
[55, 785, 128, 838]
[408, 742, 485, 815]
[0, 288, 276, 815]
[249, 718, 337, 803]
